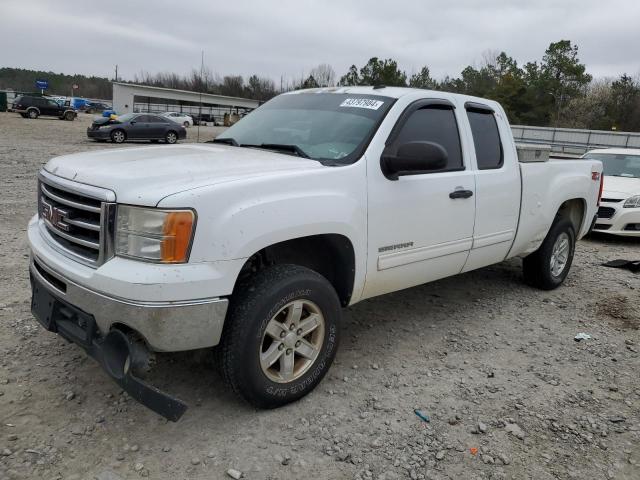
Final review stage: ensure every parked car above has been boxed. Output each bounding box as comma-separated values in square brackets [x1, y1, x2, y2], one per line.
[28, 87, 602, 421]
[84, 102, 112, 114]
[86, 112, 187, 144]
[162, 111, 194, 127]
[12, 95, 76, 120]
[583, 148, 640, 236]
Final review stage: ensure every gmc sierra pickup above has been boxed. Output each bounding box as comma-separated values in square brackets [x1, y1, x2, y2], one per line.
[28, 87, 603, 421]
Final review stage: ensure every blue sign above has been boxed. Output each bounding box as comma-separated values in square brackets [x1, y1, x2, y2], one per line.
[35, 79, 49, 90]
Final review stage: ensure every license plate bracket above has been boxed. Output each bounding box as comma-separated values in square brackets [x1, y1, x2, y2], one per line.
[30, 275, 56, 331]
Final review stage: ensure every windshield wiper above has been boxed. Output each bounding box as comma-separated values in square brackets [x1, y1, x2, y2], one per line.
[210, 137, 238, 146]
[244, 143, 310, 158]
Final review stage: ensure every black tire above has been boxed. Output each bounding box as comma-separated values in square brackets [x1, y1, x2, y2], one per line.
[110, 129, 126, 144]
[27, 108, 38, 119]
[165, 131, 178, 144]
[220, 264, 341, 409]
[523, 218, 576, 290]
[64, 111, 75, 121]
[183, 121, 190, 128]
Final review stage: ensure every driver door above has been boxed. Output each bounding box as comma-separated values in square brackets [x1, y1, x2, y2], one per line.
[362, 99, 476, 299]
[128, 115, 150, 139]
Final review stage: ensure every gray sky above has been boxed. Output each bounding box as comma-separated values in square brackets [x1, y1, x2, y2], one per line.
[3, 0, 639, 84]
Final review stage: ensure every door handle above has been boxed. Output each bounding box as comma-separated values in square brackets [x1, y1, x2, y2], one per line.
[449, 189, 473, 199]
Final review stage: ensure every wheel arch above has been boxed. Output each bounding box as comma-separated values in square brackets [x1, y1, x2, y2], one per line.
[234, 233, 356, 307]
[555, 197, 586, 236]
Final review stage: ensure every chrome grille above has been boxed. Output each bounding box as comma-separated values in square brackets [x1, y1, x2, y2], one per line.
[38, 171, 116, 267]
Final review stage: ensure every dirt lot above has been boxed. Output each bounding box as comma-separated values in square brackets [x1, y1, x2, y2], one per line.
[0, 111, 639, 480]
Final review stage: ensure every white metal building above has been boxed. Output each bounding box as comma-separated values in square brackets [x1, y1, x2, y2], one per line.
[112, 82, 260, 119]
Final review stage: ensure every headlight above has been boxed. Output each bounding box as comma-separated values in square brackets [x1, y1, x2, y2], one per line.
[623, 195, 640, 208]
[116, 206, 196, 263]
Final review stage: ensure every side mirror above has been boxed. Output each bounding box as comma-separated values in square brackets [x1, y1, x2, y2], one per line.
[130, 120, 136, 125]
[381, 141, 448, 180]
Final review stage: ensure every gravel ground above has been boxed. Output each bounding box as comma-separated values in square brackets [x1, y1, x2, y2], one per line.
[0, 111, 639, 480]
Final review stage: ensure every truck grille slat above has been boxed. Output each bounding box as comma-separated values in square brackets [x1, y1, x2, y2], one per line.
[38, 174, 115, 267]
[41, 184, 102, 213]
[43, 219, 101, 250]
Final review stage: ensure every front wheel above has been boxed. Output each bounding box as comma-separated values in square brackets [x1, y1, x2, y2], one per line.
[220, 264, 341, 408]
[523, 218, 576, 290]
[183, 121, 190, 128]
[165, 131, 178, 144]
[110, 129, 126, 143]
[64, 111, 75, 121]
[27, 109, 38, 119]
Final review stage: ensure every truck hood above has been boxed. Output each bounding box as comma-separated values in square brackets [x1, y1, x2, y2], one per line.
[44, 144, 324, 205]
[602, 175, 640, 198]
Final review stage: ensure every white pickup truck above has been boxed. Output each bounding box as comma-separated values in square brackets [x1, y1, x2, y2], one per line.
[28, 87, 603, 420]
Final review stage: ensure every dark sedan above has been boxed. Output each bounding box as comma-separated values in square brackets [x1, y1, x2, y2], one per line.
[87, 113, 187, 144]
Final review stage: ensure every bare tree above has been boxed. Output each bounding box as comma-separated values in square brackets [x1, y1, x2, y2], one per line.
[309, 64, 336, 87]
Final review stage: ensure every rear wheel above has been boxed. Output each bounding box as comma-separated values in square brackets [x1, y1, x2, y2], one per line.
[165, 131, 178, 144]
[183, 121, 190, 128]
[220, 264, 341, 408]
[64, 111, 75, 121]
[27, 109, 38, 119]
[111, 129, 126, 144]
[523, 218, 575, 290]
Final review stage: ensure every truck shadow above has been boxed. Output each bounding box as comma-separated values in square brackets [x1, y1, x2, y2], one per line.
[142, 257, 526, 421]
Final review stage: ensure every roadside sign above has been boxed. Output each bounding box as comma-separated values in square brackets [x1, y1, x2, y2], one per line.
[35, 79, 49, 90]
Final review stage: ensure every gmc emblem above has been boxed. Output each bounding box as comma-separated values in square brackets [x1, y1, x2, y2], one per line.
[41, 199, 70, 231]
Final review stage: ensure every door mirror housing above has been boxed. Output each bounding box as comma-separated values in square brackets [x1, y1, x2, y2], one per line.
[381, 141, 448, 180]
[130, 120, 136, 125]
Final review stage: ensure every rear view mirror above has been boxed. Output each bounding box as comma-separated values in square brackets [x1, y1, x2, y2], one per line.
[381, 141, 448, 180]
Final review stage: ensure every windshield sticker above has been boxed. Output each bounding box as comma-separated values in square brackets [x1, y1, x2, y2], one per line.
[340, 98, 384, 110]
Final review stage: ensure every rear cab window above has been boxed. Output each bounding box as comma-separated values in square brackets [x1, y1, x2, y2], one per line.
[465, 102, 503, 170]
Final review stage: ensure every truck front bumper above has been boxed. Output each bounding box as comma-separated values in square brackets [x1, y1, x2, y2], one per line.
[30, 255, 229, 352]
[30, 266, 189, 421]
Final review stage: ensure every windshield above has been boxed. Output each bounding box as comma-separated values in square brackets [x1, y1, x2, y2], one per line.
[584, 153, 640, 179]
[215, 92, 394, 164]
[116, 113, 136, 122]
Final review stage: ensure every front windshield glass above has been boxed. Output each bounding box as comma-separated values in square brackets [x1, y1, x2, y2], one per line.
[584, 153, 640, 178]
[215, 92, 394, 163]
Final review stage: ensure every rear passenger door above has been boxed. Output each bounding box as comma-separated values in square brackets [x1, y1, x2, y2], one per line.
[461, 102, 521, 272]
[363, 99, 476, 299]
[147, 115, 170, 137]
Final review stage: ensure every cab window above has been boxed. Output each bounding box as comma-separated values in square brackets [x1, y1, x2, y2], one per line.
[391, 105, 463, 172]
[466, 106, 503, 170]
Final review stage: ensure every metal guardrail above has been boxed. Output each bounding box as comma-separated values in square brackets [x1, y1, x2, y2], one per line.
[511, 125, 640, 155]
